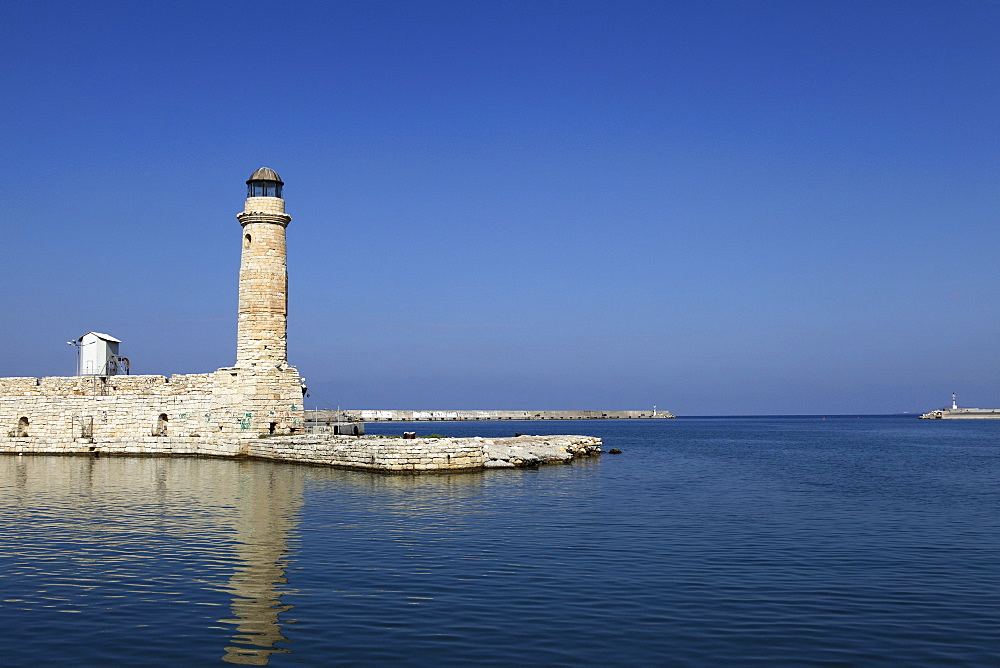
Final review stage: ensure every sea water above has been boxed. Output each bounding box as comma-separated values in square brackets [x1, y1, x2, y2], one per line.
[1, 416, 998, 665]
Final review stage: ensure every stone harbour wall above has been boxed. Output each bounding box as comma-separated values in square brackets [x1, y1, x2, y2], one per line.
[481, 435, 603, 468]
[0, 370, 606, 472]
[0, 435, 241, 458]
[246, 435, 486, 471]
[0, 367, 306, 442]
[246, 434, 602, 471]
[0, 430, 603, 472]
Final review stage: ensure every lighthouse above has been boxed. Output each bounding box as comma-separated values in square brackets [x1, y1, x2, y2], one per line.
[236, 167, 291, 368]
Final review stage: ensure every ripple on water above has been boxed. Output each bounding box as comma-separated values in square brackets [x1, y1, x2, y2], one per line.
[2, 418, 1000, 665]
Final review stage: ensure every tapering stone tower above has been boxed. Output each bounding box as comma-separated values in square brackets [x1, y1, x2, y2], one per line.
[236, 168, 291, 368]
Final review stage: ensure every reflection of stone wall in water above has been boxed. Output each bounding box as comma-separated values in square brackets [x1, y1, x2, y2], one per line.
[2, 453, 599, 664]
[1, 456, 305, 665]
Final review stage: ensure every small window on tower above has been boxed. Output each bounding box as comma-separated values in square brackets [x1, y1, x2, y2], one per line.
[244, 234, 252, 248]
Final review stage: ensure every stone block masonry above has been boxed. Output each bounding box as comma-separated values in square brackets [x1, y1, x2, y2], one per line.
[237, 195, 291, 368]
[0, 366, 602, 471]
[249, 434, 602, 471]
[0, 367, 305, 443]
[0, 428, 602, 472]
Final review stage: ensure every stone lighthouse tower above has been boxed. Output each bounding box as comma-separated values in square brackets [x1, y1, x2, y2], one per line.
[223, 167, 305, 437]
[237, 167, 291, 368]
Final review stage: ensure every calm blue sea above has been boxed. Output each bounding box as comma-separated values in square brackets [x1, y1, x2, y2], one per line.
[2, 416, 999, 666]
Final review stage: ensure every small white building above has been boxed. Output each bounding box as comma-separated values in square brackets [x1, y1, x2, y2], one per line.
[76, 332, 123, 376]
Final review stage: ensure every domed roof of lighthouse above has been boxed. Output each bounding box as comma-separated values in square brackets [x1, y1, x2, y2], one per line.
[247, 167, 283, 185]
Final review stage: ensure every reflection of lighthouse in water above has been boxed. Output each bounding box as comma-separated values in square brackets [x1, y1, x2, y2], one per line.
[0, 454, 309, 666]
[221, 462, 304, 665]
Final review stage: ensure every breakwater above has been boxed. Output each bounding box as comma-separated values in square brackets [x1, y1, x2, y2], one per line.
[319, 409, 675, 422]
[919, 408, 1000, 419]
[1, 434, 602, 472]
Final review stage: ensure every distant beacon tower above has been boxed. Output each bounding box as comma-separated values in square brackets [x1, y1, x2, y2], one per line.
[236, 167, 291, 368]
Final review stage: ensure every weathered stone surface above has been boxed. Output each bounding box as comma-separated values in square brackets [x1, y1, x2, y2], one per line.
[0, 432, 602, 472]
[482, 435, 603, 468]
[236, 197, 291, 369]
[0, 367, 305, 443]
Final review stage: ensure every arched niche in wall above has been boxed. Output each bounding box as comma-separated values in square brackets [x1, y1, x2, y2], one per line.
[154, 413, 168, 437]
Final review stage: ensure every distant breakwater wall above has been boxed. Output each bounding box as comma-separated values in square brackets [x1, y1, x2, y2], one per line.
[919, 409, 1000, 419]
[322, 409, 675, 422]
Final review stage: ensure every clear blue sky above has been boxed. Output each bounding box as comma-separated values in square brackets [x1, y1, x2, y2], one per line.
[1, 0, 997, 414]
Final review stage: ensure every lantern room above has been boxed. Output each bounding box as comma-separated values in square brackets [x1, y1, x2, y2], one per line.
[246, 167, 283, 198]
